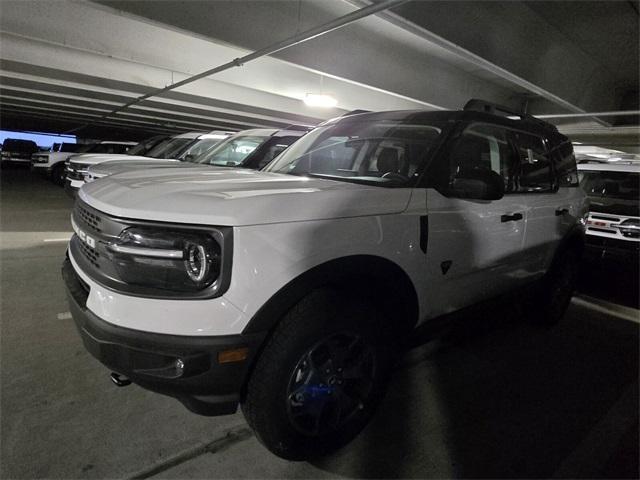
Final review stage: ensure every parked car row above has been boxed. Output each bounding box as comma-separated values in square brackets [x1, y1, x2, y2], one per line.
[63, 100, 601, 460]
[65, 126, 311, 195]
[29, 141, 137, 185]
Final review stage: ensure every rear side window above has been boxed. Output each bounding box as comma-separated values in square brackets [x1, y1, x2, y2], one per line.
[511, 131, 553, 193]
[553, 142, 579, 187]
[448, 124, 516, 191]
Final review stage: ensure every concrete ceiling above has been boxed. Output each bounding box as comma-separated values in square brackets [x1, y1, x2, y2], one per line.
[0, 0, 638, 148]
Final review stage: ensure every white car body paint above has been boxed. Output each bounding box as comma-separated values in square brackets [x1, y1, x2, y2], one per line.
[31, 151, 76, 170]
[85, 159, 181, 182]
[73, 163, 586, 336]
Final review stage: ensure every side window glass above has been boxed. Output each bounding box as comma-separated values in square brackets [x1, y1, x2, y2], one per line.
[449, 124, 515, 191]
[554, 142, 579, 187]
[512, 132, 553, 192]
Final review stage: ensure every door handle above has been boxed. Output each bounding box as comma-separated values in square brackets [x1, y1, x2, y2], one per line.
[555, 208, 569, 216]
[501, 213, 523, 222]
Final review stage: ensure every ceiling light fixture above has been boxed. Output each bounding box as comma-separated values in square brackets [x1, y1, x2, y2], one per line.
[303, 93, 338, 108]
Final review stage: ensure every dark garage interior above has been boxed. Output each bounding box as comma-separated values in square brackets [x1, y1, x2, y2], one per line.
[1, 1, 638, 478]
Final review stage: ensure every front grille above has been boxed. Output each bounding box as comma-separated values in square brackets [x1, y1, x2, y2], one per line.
[78, 240, 100, 269]
[77, 204, 102, 233]
[71, 200, 127, 283]
[588, 227, 614, 234]
[591, 214, 621, 222]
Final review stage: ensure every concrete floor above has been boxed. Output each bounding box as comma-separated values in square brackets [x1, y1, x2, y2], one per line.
[1, 165, 638, 479]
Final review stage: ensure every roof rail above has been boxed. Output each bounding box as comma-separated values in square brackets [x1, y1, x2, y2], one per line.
[463, 99, 557, 131]
[342, 109, 371, 117]
[281, 124, 315, 132]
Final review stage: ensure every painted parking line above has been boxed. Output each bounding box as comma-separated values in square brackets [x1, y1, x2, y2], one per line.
[572, 295, 640, 324]
[57, 312, 72, 320]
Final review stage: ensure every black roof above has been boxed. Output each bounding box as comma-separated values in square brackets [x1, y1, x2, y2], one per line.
[323, 101, 568, 145]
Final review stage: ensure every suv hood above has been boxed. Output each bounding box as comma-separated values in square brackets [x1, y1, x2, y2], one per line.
[69, 154, 149, 165]
[89, 159, 181, 176]
[80, 167, 413, 226]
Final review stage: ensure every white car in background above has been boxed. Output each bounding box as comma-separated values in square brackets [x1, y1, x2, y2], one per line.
[31, 142, 83, 185]
[578, 161, 640, 261]
[65, 132, 232, 196]
[84, 127, 311, 182]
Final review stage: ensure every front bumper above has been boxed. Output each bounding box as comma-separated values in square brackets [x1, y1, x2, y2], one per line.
[62, 257, 265, 416]
[64, 179, 81, 198]
[584, 234, 640, 262]
[30, 163, 51, 174]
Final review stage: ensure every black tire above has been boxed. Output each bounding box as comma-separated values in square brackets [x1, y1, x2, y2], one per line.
[242, 289, 397, 460]
[51, 163, 66, 186]
[531, 248, 579, 326]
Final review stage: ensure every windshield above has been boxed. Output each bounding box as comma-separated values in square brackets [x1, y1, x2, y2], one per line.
[76, 143, 94, 153]
[126, 136, 164, 156]
[178, 136, 229, 162]
[579, 170, 639, 201]
[81, 143, 131, 154]
[3, 139, 38, 153]
[263, 119, 444, 186]
[59, 143, 79, 153]
[146, 137, 195, 159]
[126, 142, 147, 156]
[193, 135, 269, 166]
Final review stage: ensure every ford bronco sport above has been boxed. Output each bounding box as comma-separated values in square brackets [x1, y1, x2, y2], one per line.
[63, 100, 587, 460]
[578, 161, 639, 262]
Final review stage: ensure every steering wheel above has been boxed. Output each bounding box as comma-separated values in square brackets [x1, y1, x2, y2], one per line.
[382, 172, 409, 183]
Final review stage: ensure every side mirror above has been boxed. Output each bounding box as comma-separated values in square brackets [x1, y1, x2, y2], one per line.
[449, 169, 504, 200]
[183, 154, 194, 162]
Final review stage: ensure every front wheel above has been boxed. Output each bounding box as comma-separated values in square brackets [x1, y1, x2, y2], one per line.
[51, 163, 66, 186]
[242, 289, 396, 460]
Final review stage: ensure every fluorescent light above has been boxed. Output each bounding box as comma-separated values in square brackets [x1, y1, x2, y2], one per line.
[304, 93, 337, 108]
[571, 142, 582, 145]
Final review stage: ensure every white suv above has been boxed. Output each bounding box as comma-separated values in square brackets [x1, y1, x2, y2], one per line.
[84, 127, 310, 182]
[65, 132, 232, 196]
[578, 161, 639, 261]
[63, 102, 587, 460]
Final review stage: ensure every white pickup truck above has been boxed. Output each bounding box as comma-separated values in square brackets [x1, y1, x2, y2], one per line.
[31, 142, 83, 185]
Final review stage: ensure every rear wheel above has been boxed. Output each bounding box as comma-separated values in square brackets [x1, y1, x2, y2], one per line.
[51, 163, 66, 186]
[531, 249, 579, 326]
[242, 289, 396, 460]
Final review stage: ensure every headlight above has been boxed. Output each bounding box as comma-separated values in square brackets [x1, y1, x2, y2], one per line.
[108, 227, 222, 292]
[618, 219, 640, 239]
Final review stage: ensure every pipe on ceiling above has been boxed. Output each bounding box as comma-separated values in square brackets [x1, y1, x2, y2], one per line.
[67, 0, 410, 134]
